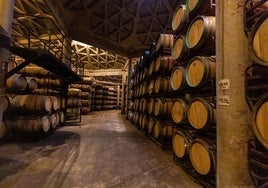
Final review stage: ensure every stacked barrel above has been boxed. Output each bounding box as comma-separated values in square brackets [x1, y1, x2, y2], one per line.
[66, 87, 81, 121]
[102, 86, 109, 110]
[4, 66, 66, 135]
[244, 1, 268, 187]
[91, 81, 96, 111]
[107, 87, 117, 110]
[170, 1, 216, 187]
[70, 77, 93, 115]
[95, 83, 103, 111]
[131, 46, 175, 148]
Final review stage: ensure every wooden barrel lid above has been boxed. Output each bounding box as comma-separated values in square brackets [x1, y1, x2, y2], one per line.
[148, 80, 155, 94]
[254, 99, 268, 148]
[187, 0, 199, 12]
[171, 100, 187, 124]
[41, 116, 51, 132]
[153, 121, 160, 139]
[173, 133, 187, 158]
[162, 125, 173, 139]
[154, 77, 162, 94]
[149, 61, 155, 75]
[188, 99, 208, 129]
[187, 57, 205, 87]
[253, 17, 268, 63]
[171, 67, 185, 90]
[172, 5, 185, 31]
[190, 140, 211, 175]
[172, 37, 184, 60]
[187, 18, 204, 48]
[50, 114, 58, 129]
[153, 99, 162, 116]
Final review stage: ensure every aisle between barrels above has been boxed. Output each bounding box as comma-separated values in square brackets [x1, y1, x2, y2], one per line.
[0, 110, 201, 188]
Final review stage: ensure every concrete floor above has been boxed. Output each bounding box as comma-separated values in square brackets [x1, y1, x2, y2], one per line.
[0, 110, 201, 188]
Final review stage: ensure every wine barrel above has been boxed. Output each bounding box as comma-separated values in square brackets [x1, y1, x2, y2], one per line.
[252, 95, 268, 149]
[249, 11, 268, 66]
[189, 138, 216, 176]
[173, 129, 193, 159]
[149, 61, 156, 76]
[186, 0, 215, 16]
[153, 99, 173, 117]
[61, 97, 66, 109]
[26, 77, 38, 91]
[11, 116, 51, 133]
[81, 99, 90, 107]
[172, 5, 189, 33]
[6, 74, 27, 91]
[148, 79, 155, 95]
[68, 88, 81, 97]
[50, 96, 60, 111]
[81, 107, 91, 115]
[142, 115, 148, 131]
[153, 121, 173, 140]
[156, 34, 174, 51]
[171, 99, 188, 124]
[172, 35, 190, 61]
[186, 56, 216, 87]
[171, 66, 187, 91]
[187, 98, 215, 130]
[82, 77, 93, 84]
[154, 56, 173, 73]
[147, 118, 154, 135]
[59, 111, 65, 123]
[11, 95, 53, 113]
[66, 107, 81, 115]
[49, 114, 58, 129]
[148, 99, 155, 115]
[139, 114, 143, 128]
[20, 66, 51, 77]
[0, 96, 9, 113]
[186, 16, 215, 55]
[141, 99, 148, 113]
[80, 92, 90, 99]
[67, 98, 81, 108]
[154, 77, 172, 94]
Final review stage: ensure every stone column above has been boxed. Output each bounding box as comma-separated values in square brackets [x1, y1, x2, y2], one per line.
[216, 0, 253, 187]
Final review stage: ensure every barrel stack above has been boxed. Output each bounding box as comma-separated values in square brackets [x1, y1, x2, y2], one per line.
[170, 1, 216, 187]
[4, 66, 66, 135]
[66, 87, 81, 122]
[244, 1, 268, 187]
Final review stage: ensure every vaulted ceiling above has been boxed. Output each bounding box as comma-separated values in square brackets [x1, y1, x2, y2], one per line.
[44, 0, 179, 57]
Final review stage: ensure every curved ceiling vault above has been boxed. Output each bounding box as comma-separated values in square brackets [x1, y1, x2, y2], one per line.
[45, 0, 179, 58]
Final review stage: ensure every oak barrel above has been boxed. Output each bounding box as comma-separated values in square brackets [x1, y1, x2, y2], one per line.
[147, 118, 154, 135]
[252, 95, 268, 149]
[153, 121, 173, 140]
[187, 98, 215, 130]
[186, 56, 216, 87]
[186, 0, 215, 16]
[172, 5, 189, 32]
[26, 77, 38, 91]
[154, 56, 172, 73]
[6, 74, 27, 91]
[149, 61, 156, 76]
[171, 99, 188, 124]
[172, 35, 190, 61]
[12, 95, 53, 113]
[154, 77, 172, 94]
[249, 11, 268, 66]
[171, 66, 187, 91]
[148, 79, 155, 95]
[50, 96, 60, 111]
[142, 115, 148, 131]
[186, 16, 215, 54]
[49, 114, 58, 129]
[173, 129, 192, 159]
[156, 34, 174, 51]
[153, 99, 172, 117]
[189, 138, 216, 176]
[148, 99, 155, 115]
[59, 111, 65, 123]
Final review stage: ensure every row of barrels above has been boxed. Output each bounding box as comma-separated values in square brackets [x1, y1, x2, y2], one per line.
[170, 1, 216, 186]
[245, 2, 268, 187]
[132, 56, 216, 98]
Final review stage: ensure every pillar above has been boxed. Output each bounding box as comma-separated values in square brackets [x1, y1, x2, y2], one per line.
[62, 37, 72, 67]
[216, 0, 252, 187]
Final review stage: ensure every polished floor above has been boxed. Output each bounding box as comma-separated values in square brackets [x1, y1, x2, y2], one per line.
[0, 110, 201, 188]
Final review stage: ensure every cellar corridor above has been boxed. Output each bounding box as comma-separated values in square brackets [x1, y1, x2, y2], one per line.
[0, 110, 200, 188]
